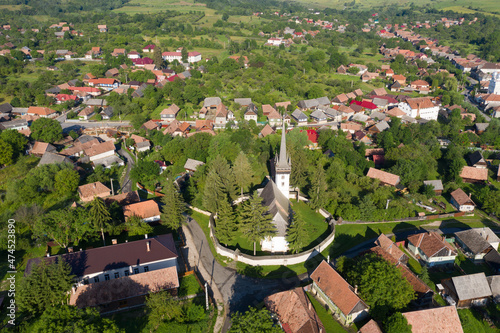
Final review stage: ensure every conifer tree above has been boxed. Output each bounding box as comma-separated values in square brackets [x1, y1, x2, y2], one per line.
[203, 155, 237, 212]
[286, 214, 308, 254]
[239, 192, 275, 255]
[215, 199, 237, 246]
[233, 151, 253, 196]
[309, 164, 328, 209]
[153, 45, 163, 69]
[89, 197, 112, 246]
[161, 181, 186, 230]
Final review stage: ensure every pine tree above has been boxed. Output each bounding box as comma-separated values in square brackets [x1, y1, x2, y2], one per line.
[161, 181, 186, 230]
[233, 151, 253, 196]
[203, 155, 237, 213]
[89, 197, 111, 246]
[239, 192, 275, 255]
[215, 199, 237, 246]
[309, 164, 327, 209]
[286, 214, 308, 254]
[153, 45, 163, 69]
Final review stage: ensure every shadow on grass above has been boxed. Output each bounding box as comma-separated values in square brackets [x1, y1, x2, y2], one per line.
[329, 227, 379, 258]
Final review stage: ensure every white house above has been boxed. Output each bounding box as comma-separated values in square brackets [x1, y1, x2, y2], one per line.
[25, 233, 178, 287]
[123, 200, 161, 223]
[450, 188, 475, 212]
[84, 141, 116, 162]
[407, 232, 457, 267]
[244, 104, 258, 122]
[162, 51, 202, 63]
[398, 97, 439, 120]
[266, 37, 285, 46]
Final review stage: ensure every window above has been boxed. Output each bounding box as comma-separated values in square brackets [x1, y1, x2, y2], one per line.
[124, 270, 129, 276]
[94, 277, 99, 283]
[83, 278, 89, 285]
[114, 272, 120, 279]
[134, 268, 139, 274]
[281, 175, 285, 179]
[144, 266, 149, 272]
[282, 182, 285, 187]
[104, 274, 110, 281]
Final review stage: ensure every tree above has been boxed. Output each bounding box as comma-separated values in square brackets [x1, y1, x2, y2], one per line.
[339, 253, 415, 320]
[203, 155, 237, 213]
[239, 192, 275, 255]
[54, 168, 79, 196]
[233, 151, 253, 196]
[309, 165, 328, 209]
[30, 305, 121, 333]
[31, 118, 63, 143]
[229, 307, 282, 333]
[18, 261, 74, 315]
[130, 160, 160, 188]
[124, 215, 153, 236]
[146, 290, 183, 331]
[161, 181, 186, 230]
[215, 199, 237, 246]
[153, 45, 163, 69]
[181, 47, 189, 63]
[0, 129, 27, 159]
[0, 139, 13, 165]
[384, 312, 412, 333]
[286, 214, 308, 253]
[89, 197, 112, 246]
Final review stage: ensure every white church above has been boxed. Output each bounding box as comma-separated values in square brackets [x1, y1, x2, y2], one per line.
[258, 120, 293, 253]
[488, 72, 500, 95]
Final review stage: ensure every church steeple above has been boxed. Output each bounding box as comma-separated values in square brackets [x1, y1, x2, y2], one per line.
[275, 117, 291, 198]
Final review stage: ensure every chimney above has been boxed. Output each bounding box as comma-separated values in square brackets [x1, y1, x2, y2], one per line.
[93, 183, 96, 188]
[146, 241, 151, 252]
[486, 234, 489, 241]
[319, 328, 323, 333]
[145, 234, 148, 239]
[469, 193, 472, 199]
[68, 247, 73, 253]
[46, 253, 50, 257]
[308, 301, 312, 311]
[72, 287, 76, 295]
[112, 239, 117, 245]
[354, 285, 358, 295]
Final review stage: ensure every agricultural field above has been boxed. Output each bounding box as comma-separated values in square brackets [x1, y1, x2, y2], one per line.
[114, 0, 211, 15]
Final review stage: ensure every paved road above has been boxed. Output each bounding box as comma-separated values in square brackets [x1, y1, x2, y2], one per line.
[183, 217, 309, 333]
[117, 147, 134, 193]
[61, 120, 131, 131]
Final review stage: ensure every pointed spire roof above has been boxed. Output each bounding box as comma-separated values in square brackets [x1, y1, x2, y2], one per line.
[276, 117, 291, 170]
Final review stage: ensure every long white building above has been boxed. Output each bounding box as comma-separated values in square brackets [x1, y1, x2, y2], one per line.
[162, 51, 202, 63]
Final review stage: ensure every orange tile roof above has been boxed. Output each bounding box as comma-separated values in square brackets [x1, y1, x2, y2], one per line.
[396, 263, 432, 295]
[406, 97, 435, 110]
[131, 134, 147, 143]
[78, 182, 111, 201]
[123, 200, 161, 220]
[359, 319, 383, 333]
[28, 106, 56, 116]
[403, 306, 463, 333]
[264, 287, 325, 333]
[459, 166, 488, 181]
[310, 261, 368, 316]
[386, 107, 406, 117]
[366, 167, 400, 186]
[450, 188, 475, 206]
[374, 234, 406, 263]
[160, 104, 180, 115]
[407, 232, 456, 258]
[262, 104, 276, 115]
[31, 141, 54, 155]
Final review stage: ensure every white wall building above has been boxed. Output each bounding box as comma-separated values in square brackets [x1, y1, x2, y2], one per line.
[162, 51, 202, 63]
[398, 97, 439, 120]
[488, 72, 500, 94]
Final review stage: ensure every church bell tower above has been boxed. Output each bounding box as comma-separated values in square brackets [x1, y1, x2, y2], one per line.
[275, 118, 291, 198]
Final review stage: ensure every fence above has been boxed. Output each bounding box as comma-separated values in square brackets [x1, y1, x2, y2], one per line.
[208, 215, 335, 266]
[338, 211, 469, 225]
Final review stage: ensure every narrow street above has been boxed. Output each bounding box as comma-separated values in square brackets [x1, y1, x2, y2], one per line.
[117, 147, 135, 193]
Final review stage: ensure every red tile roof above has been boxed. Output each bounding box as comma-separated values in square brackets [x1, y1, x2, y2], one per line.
[459, 166, 488, 181]
[310, 261, 368, 316]
[366, 167, 400, 186]
[28, 106, 56, 116]
[350, 100, 377, 110]
[407, 232, 457, 258]
[403, 306, 463, 333]
[123, 200, 161, 220]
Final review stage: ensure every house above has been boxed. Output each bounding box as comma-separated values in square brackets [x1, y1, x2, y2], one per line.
[100, 107, 113, 120]
[297, 99, 320, 110]
[0, 102, 13, 116]
[184, 158, 205, 173]
[98, 24, 107, 32]
[487, 275, 500, 303]
[467, 151, 487, 168]
[30, 142, 56, 157]
[267, 110, 282, 127]
[396, 263, 434, 306]
[372, 234, 408, 264]
[162, 51, 202, 63]
[368, 121, 390, 134]
[264, 287, 325, 333]
[442, 273, 492, 308]
[310, 110, 327, 123]
[402, 306, 463, 333]
[38, 152, 73, 166]
[410, 80, 430, 93]
[0, 118, 28, 131]
[111, 48, 126, 57]
[366, 168, 400, 187]
[127, 51, 141, 59]
[123, 200, 161, 223]
[262, 104, 276, 116]
[398, 97, 439, 120]
[274, 101, 291, 110]
[361, 72, 379, 82]
[203, 97, 222, 110]
[84, 141, 115, 162]
[25, 233, 178, 291]
[136, 141, 151, 152]
[105, 191, 141, 206]
[423, 180, 443, 195]
[454, 229, 494, 262]
[332, 93, 349, 105]
[88, 78, 120, 91]
[142, 44, 155, 53]
[473, 228, 500, 251]
[243, 104, 258, 122]
[141, 120, 161, 132]
[259, 124, 275, 138]
[291, 109, 308, 125]
[358, 320, 382, 333]
[27, 106, 57, 118]
[310, 261, 369, 325]
[385, 107, 406, 118]
[78, 181, 111, 202]
[459, 166, 488, 184]
[370, 88, 387, 96]
[407, 232, 457, 266]
[234, 98, 252, 107]
[78, 107, 95, 120]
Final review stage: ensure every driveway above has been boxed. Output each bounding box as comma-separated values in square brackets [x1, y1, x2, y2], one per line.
[182, 217, 309, 333]
[117, 147, 135, 193]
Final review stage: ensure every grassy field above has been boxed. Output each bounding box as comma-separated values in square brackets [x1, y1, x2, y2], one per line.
[458, 307, 499, 333]
[114, 0, 209, 14]
[306, 291, 348, 333]
[178, 273, 204, 297]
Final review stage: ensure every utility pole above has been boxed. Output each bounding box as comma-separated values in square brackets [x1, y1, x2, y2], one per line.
[205, 282, 209, 310]
[110, 178, 114, 196]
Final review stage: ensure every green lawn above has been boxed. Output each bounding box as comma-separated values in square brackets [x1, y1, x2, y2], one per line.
[306, 291, 348, 333]
[458, 308, 499, 333]
[178, 273, 203, 297]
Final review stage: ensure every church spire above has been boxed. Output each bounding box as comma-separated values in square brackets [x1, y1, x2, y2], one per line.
[276, 116, 291, 170]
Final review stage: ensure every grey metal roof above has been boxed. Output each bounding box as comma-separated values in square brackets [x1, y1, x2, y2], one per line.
[244, 103, 258, 115]
[45, 87, 61, 94]
[310, 110, 327, 121]
[136, 141, 151, 149]
[291, 109, 308, 122]
[372, 97, 389, 106]
[451, 273, 492, 301]
[423, 180, 443, 191]
[351, 113, 369, 122]
[38, 152, 73, 166]
[181, 70, 191, 78]
[455, 229, 492, 255]
[234, 98, 252, 106]
[259, 179, 290, 237]
[101, 108, 113, 117]
[75, 135, 98, 145]
[184, 158, 204, 171]
[203, 97, 221, 107]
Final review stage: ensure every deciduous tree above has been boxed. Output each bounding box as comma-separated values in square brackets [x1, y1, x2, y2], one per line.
[31, 118, 63, 143]
[229, 307, 282, 333]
